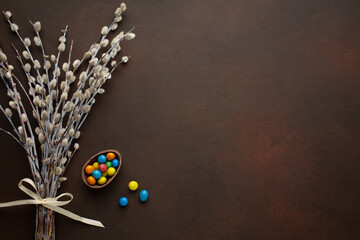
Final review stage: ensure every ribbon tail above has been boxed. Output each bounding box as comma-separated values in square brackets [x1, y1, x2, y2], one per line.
[44, 204, 105, 228]
[0, 199, 39, 208]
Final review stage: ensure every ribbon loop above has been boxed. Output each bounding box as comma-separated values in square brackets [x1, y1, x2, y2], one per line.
[0, 178, 104, 228]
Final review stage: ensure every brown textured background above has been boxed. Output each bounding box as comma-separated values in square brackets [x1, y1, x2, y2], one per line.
[0, 0, 360, 239]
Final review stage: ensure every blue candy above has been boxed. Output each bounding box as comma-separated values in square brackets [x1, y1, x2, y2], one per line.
[119, 197, 128, 207]
[97, 155, 107, 164]
[139, 190, 149, 202]
[112, 159, 119, 168]
[92, 170, 101, 180]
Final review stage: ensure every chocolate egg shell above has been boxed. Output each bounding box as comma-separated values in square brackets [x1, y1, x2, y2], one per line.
[81, 149, 122, 189]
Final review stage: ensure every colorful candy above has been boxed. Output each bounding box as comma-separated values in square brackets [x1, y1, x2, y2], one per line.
[119, 197, 128, 207]
[93, 162, 99, 170]
[87, 176, 96, 185]
[98, 176, 107, 185]
[85, 165, 94, 175]
[98, 163, 108, 173]
[97, 154, 107, 164]
[92, 170, 101, 180]
[106, 152, 116, 161]
[128, 181, 138, 191]
[107, 167, 116, 176]
[139, 190, 149, 202]
[84, 151, 120, 187]
[105, 161, 112, 168]
[112, 159, 119, 168]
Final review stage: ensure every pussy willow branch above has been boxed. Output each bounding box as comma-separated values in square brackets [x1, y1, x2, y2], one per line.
[0, 3, 134, 199]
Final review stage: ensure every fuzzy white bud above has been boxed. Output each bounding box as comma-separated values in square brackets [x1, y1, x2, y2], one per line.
[34, 21, 41, 32]
[55, 167, 62, 176]
[59, 36, 66, 43]
[58, 42, 65, 52]
[4, 11, 12, 20]
[73, 59, 80, 69]
[74, 143, 79, 150]
[62, 63, 69, 72]
[27, 138, 34, 147]
[89, 58, 98, 66]
[22, 51, 30, 59]
[61, 91, 68, 100]
[9, 101, 17, 109]
[10, 23, 18, 32]
[125, 32, 136, 40]
[0, 52, 7, 62]
[111, 23, 118, 31]
[38, 132, 45, 144]
[21, 113, 28, 122]
[34, 60, 41, 70]
[74, 131, 81, 139]
[115, 7, 122, 16]
[101, 26, 108, 35]
[24, 38, 31, 47]
[120, 2, 127, 12]
[5, 108, 12, 118]
[61, 138, 68, 147]
[115, 16, 122, 23]
[34, 36, 41, 46]
[24, 63, 31, 72]
[83, 51, 92, 60]
[100, 39, 109, 48]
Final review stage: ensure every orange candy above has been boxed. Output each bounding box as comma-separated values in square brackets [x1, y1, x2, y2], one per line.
[85, 165, 95, 175]
[87, 176, 96, 185]
[106, 152, 116, 161]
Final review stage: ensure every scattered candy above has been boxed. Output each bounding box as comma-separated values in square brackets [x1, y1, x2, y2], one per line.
[112, 159, 119, 168]
[119, 197, 128, 207]
[84, 151, 120, 187]
[98, 176, 107, 185]
[92, 170, 101, 180]
[107, 167, 116, 176]
[105, 161, 112, 168]
[139, 189, 149, 202]
[106, 152, 116, 161]
[128, 181, 138, 191]
[98, 163, 108, 173]
[97, 154, 107, 164]
[87, 176, 96, 185]
[85, 165, 94, 175]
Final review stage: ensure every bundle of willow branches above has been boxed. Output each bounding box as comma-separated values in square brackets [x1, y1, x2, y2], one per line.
[0, 3, 134, 239]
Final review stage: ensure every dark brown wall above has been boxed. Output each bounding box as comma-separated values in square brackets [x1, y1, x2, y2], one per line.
[0, 0, 359, 239]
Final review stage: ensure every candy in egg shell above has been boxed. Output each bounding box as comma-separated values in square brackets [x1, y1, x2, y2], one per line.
[105, 161, 112, 169]
[106, 152, 116, 161]
[98, 163, 108, 173]
[107, 167, 116, 177]
[97, 154, 107, 164]
[92, 170, 102, 180]
[98, 176, 107, 185]
[82, 149, 122, 189]
[112, 159, 119, 168]
[93, 162, 99, 170]
[85, 165, 94, 175]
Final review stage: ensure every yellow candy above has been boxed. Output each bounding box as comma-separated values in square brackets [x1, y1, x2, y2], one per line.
[98, 176, 107, 185]
[102, 171, 108, 177]
[107, 167, 116, 177]
[128, 181, 138, 191]
[93, 162, 99, 170]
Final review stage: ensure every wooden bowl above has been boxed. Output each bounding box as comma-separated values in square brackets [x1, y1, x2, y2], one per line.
[81, 149, 122, 189]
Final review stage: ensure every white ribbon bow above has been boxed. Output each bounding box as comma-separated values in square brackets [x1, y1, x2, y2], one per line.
[0, 178, 104, 228]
